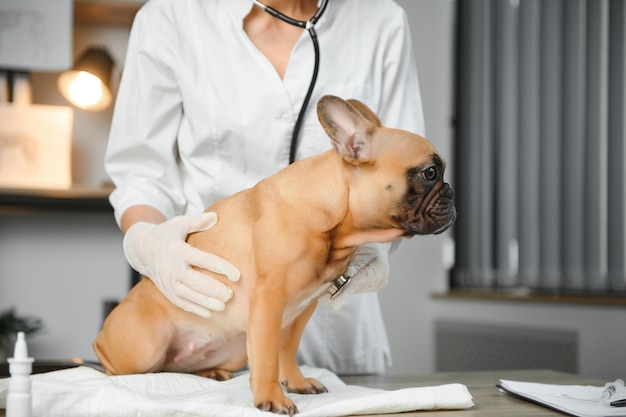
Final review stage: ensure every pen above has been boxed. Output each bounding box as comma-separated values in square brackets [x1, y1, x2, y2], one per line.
[610, 399, 626, 407]
[603, 379, 625, 401]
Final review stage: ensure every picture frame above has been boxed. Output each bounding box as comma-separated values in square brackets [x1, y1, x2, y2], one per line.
[0, 0, 72, 71]
[0, 104, 73, 190]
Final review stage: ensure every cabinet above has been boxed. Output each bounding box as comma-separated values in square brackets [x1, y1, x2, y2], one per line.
[0, 1, 143, 211]
[74, 0, 143, 27]
[0, 186, 113, 213]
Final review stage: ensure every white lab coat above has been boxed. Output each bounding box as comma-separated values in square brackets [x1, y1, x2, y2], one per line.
[105, 0, 424, 375]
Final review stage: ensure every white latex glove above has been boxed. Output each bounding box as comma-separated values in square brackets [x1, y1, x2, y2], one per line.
[319, 242, 391, 310]
[123, 212, 240, 318]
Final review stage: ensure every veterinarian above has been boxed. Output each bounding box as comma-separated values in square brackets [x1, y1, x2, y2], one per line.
[105, 0, 424, 375]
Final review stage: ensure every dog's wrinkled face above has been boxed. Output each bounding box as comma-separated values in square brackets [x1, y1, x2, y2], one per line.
[395, 153, 456, 236]
[317, 95, 456, 238]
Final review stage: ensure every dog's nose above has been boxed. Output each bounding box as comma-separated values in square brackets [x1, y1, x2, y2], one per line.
[440, 183, 454, 200]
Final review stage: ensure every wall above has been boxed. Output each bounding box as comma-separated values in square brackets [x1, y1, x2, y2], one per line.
[0, 24, 133, 360]
[2, 0, 625, 381]
[372, 0, 454, 374]
[382, 0, 626, 381]
[0, 213, 128, 360]
[378, 0, 455, 376]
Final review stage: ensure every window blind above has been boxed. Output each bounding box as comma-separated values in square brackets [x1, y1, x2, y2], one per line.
[452, 0, 626, 293]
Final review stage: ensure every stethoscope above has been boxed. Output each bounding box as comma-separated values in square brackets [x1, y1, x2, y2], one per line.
[251, 0, 350, 300]
[251, 0, 329, 165]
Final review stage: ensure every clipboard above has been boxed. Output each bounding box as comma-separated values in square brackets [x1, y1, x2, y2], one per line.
[498, 379, 626, 417]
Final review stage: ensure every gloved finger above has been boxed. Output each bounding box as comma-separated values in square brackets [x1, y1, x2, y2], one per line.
[172, 293, 214, 318]
[317, 267, 369, 309]
[330, 297, 345, 311]
[328, 265, 384, 310]
[186, 246, 241, 282]
[174, 281, 226, 314]
[180, 268, 234, 303]
[345, 264, 359, 278]
[316, 277, 355, 310]
[358, 262, 389, 292]
[314, 288, 345, 309]
[328, 274, 362, 310]
[186, 212, 219, 233]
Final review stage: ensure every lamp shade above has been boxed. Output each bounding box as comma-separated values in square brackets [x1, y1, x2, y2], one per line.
[58, 46, 114, 111]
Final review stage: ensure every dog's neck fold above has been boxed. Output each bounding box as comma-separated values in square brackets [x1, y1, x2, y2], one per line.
[333, 226, 405, 249]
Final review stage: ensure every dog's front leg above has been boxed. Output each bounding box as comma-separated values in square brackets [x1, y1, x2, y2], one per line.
[248, 284, 297, 415]
[279, 301, 327, 394]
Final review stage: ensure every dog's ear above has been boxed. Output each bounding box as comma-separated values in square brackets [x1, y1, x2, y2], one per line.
[346, 99, 382, 127]
[317, 95, 377, 164]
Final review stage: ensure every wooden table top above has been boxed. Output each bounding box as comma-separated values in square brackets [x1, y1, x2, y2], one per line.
[341, 369, 603, 416]
[1, 369, 602, 416]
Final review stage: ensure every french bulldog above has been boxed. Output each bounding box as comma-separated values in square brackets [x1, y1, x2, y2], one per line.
[94, 95, 456, 415]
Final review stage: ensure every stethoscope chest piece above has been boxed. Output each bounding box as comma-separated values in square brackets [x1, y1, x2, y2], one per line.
[329, 275, 351, 300]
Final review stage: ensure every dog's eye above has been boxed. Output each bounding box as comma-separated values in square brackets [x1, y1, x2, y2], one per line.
[421, 166, 438, 182]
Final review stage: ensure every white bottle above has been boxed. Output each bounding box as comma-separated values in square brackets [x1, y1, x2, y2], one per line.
[6, 332, 34, 417]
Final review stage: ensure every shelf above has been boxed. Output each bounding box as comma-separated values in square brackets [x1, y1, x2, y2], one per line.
[74, 0, 143, 27]
[432, 289, 626, 307]
[0, 185, 113, 213]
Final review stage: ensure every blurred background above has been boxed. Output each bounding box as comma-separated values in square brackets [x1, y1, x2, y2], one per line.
[0, 0, 624, 381]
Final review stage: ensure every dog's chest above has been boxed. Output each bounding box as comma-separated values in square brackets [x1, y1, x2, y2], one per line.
[282, 281, 332, 324]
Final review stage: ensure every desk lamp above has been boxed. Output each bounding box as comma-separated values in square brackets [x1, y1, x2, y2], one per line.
[57, 46, 115, 111]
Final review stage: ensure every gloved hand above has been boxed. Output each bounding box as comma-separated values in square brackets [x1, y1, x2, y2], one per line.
[319, 242, 391, 310]
[123, 212, 240, 318]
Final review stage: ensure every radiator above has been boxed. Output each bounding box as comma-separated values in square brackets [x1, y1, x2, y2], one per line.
[435, 321, 578, 373]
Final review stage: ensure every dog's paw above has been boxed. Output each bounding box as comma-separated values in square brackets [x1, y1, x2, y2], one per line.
[282, 377, 328, 395]
[196, 368, 233, 381]
[256, 395, 298, 416]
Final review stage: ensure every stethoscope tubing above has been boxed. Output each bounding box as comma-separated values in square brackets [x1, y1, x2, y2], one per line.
[251, 1, 349, 298]
[252, 0, 328, 27]
[251, 0, 329, 164]
[289, 24, 319, 164]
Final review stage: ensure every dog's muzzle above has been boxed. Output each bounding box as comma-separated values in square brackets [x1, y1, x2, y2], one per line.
[428, 183, 456, 234]
[400, 182, 456, 236]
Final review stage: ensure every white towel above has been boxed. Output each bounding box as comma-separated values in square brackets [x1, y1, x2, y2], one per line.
[0, 366, 473, 417]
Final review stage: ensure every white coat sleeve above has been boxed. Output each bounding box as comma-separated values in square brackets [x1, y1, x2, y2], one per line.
[105, 5, 188, 225]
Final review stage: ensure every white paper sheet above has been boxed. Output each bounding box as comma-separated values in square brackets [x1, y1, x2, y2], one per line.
[499, 379, 626, 417]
